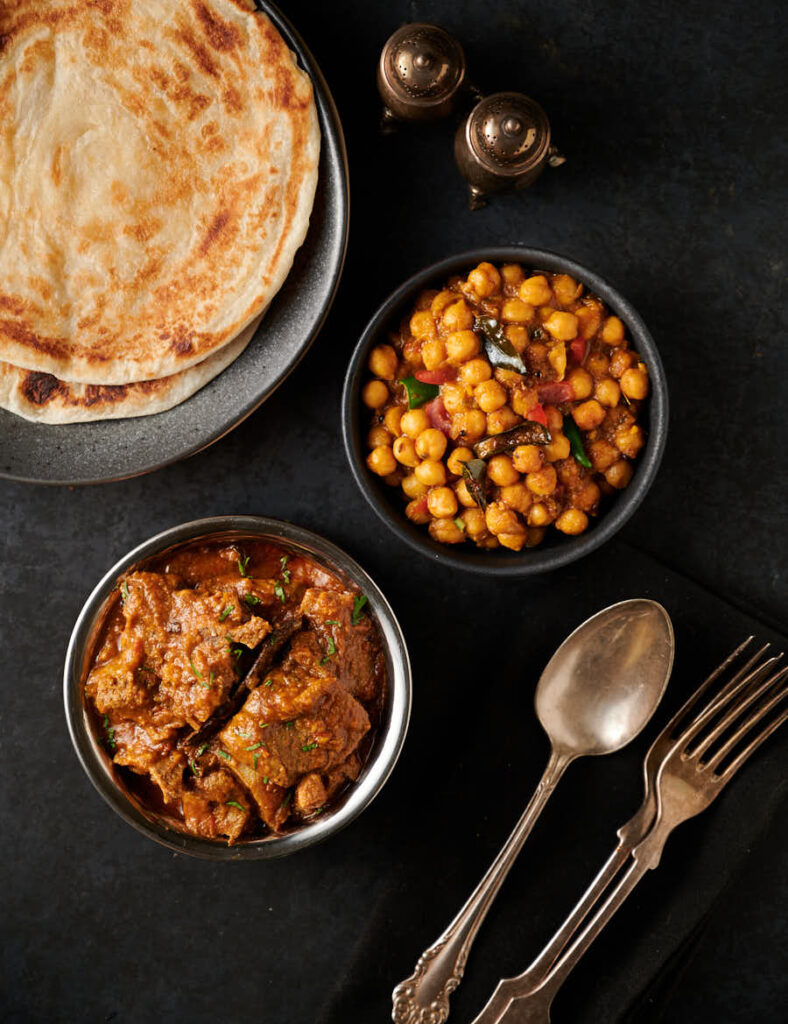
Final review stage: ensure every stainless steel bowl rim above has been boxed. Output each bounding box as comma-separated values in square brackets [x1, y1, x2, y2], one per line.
[64, 515, 412, 860]
[342, 245, 669, 577]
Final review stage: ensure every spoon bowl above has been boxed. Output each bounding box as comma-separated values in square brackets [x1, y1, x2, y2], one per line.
[536, 599, 674, 757]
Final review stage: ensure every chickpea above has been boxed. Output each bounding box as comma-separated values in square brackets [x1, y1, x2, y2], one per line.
[367, 425, 392, 448]
[609, 349, 635, 379]
[573, 481, 601, 511]
[499, 482, 532, 514]
[368, 344, 398, 380]
[460, 358, 492, 386]
[513, 445, 543, 473]
[366, 445, 396, 477]
[486, 406, 520, 434]
[405, 497, 430, 525]
[461, 507, 488, 539]
[552, 274, 582, 305]
[545, 432, 571, 461]
[614, 424, 645, 458]
[556, 509, 589, 535]
[528, 502, 552, 527]
[414, 459, 447, 487]
[575, 304, 602, 339]
[446, 446, 474, 476]
[383, 406, 404, 435]
[501, 298, 534, 324]
[429, 518, 465, 544]
[525, 527, 546, 548]
[400, 408, 430, 439]
[501, 263, 525, 290]
[454, 479, 477, 508]
[430, 289, 456, 318]
[421, 338, 446, 371]
[466, 262, 501, 298]
[605, 460, 634, 489]
[519, 275, 553, 306]
[548, 341, 567, 379]
[601, 315, 625, 346]
[504, 325, 529, 352]
[544, 310, 579, 341]
[545, 404, 564, 432]
[362, 380, 389, 409]
[409, 310, 436, 342]
[595, 378, 621, 407]
[453, 409, 487, 442]
[495, 367, 525, 389]
[589, 439, 620, 472]
[427, 486, 458, 519]
[446, 329, 481, 364]
[586, 351, 610, 378]
[393, 435, 419, 468]
[538, 305, 555, 322]
[416, 428, 448, 461]
[474, 379, 507, 413]
[401, 473, 427, 499]
[620, 367, 649, 400]
[568, 367, 594, 400]
[572, 399, 606, 431]
[442, 298, 474, 332]
[487, 454, 520, 486]
[526, 465, 558, 496]
[485, 501, 523, 537]
[402, 337, 424, 368]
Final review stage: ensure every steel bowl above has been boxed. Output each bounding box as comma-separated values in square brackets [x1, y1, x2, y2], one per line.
[342, 246, 668, 576]
[64, 516, 412, 860]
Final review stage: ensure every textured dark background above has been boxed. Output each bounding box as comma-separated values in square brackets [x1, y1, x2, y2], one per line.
[1, 1, 786, 1022]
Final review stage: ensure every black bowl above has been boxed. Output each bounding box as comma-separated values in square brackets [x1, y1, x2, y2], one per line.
[342, 247, 668, 577]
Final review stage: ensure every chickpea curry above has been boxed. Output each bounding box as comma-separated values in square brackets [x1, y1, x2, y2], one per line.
[361, 262, 650, 550]
[84, 541, 385, 844]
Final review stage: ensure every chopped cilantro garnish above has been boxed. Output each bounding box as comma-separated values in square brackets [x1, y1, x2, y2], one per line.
[262, 775, 269, 785]
[226, 800, 245, 812]
[284, 721, 294, 729]
[189, 658, 203, 679]
[102, 714, 116, 751]
[235, 729, 251, 739]
[320, 637, 337, 665]
[454, 516, 466, 532]
[259, 723, 270, 729]
[301, 742, 318, 752]
[326, 620, 340, 626]
[351, 595, 368, 625]
[219, 604, 234, 622]
[274, 581, 286, 604]
[279, 792, 292, 812]
[245, 742, 263, 751]
[120, 580, 129, 603]
[253, 754, 259, 771]
[237, 555, 250, 577]
[244, 594, 260, 606]
[217, 749, 231, 760]
[264, 677, 274, 687]
[196, 744, 208, 757]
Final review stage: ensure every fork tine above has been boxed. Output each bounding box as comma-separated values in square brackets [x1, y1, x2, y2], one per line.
[667, 639, 769, 739]
[690, 657, 784, 759]
[705, 666, 788, 772]
[717, 701, 788, 780]
[675, 655, 779, 751]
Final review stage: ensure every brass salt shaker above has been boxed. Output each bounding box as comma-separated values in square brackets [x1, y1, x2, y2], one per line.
[454, 91, 565, 208]
[377, 22, 468, 130]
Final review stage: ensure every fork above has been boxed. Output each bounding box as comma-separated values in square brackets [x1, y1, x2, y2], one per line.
[472, 638, 788, 1024]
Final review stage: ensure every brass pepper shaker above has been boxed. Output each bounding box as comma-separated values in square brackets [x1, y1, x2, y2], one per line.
[377, 22, 467, 130]
[454, 91, 566, 208]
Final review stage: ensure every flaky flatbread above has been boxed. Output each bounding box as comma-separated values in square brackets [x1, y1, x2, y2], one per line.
[0, 0, 319, 384]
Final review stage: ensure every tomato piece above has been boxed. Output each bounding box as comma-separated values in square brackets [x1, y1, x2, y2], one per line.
[425, 396, 451, 435]
[569, 338, 587, 364]
[526, 402, 548, 427]
[414, 367, 458, 385]
[537, 381, 574, 404]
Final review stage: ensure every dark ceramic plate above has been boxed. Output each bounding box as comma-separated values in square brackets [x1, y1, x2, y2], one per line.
[343, 247, 669, 577]
[0, 2, 348, 486]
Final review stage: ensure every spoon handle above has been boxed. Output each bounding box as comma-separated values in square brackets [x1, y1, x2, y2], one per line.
[391, 749, 573, 1024]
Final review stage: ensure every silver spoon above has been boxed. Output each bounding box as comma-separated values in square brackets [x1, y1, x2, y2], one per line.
[391, 599, 674, 1024]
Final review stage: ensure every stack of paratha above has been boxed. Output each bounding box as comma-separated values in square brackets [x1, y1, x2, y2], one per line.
[0, 0, 320, 423]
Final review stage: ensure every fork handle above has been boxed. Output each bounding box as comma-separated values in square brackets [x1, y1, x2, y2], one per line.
[392, 749, 572, 1024]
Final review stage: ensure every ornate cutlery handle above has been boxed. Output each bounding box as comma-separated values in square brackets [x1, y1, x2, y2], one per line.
[392, 750, 572, 1024]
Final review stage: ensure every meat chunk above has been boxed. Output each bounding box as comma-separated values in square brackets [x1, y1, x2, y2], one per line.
[226, 756, 290, 831]
[299, 588, 381, 703]
[294, 773, 327, 817]
[181, 768, 250, 843]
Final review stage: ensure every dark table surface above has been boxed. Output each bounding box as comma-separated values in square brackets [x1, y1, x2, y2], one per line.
[2, 1, 786, 1021]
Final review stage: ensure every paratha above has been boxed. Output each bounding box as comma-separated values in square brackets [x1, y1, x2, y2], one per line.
[0, 314, 260, 424]
[0, 0, 320, 384]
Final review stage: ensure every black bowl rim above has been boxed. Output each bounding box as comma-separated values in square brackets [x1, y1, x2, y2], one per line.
[63, 516, 412, 860]
[342, 246, 669, 577]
